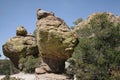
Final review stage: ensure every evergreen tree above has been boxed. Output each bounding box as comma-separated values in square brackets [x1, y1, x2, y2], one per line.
[72, 13, 120, 80]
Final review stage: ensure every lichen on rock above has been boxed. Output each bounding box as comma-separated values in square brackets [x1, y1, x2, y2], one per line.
[16, 26, 27, 36]
[36, 9, 78, 73]
[2, 26, 39, 69]
[2, 9, 79, 74]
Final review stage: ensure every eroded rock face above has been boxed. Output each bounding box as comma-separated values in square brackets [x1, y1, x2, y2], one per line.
[2, 27, 39, 68]
[36, 9, 78, 73]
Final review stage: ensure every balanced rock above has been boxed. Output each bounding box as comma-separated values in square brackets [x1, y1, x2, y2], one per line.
[37, 9, 54, 20]
[2, 27, 39, 68]
[36, 9, 78, 73]
[16, 26, 27, 36]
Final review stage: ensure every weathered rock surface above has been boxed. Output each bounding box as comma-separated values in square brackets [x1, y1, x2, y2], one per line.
[16, 26, 27, 36]
[2, 26, 39, 68]
[35, 63, 51, 74]
[36, 9, 78, 73]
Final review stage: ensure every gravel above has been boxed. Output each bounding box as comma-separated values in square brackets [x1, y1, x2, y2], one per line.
[0, 72, 70, 80]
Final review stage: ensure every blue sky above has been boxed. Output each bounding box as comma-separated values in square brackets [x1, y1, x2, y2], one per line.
[0, 0, 120, 59]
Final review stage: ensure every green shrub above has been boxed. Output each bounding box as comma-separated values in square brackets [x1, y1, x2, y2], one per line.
[73, 18, 83, 25]
[0, 59, 19, 75]
[70, 13, 120, 80]
[19, 55, 41, 73]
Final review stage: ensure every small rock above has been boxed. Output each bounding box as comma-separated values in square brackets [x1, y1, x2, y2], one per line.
[35, 63, 51, 74]
[16, 26, 27, 36]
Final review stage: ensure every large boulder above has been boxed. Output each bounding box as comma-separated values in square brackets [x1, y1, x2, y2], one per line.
[2, 26, 39, 68]
[36, 9, 78, 73]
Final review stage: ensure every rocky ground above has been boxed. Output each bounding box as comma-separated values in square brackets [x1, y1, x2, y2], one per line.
[0, 72, 71, 80]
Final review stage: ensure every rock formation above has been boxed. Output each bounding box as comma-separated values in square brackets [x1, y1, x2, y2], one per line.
[16, 26, 27, 36]
[2, 9, 78, 74]
[2, 26, 39, 68]
[36, 9, 78, 73]
[37, 9, 54, 20]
